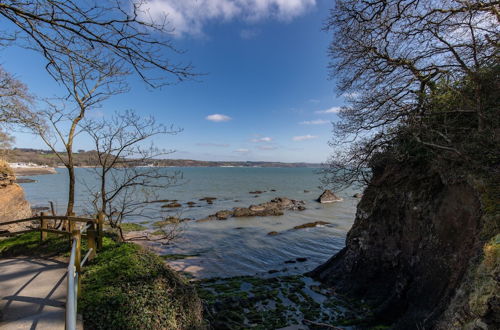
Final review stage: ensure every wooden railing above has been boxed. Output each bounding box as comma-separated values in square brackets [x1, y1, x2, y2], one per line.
[0, 212, 106, 330]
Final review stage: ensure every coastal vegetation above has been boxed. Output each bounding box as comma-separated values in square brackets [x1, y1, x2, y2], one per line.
[0, 231, 204, 329]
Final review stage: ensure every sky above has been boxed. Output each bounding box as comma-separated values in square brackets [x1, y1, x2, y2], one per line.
[1, 0, 346, 163]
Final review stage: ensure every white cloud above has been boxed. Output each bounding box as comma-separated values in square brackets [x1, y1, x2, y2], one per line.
[251, 136, 272, 142]
[258, 145, 277, 150]
[299, 119, 329, 125]
[342, 92, 360, 99]
[315, 106, 342, 114]
[197, 142, 230, 147]
[240, 28, 260, 39]
[234, 148, 250, 153]
[292, 135, 318, 141]
[139, 0, 316, 37]
[205, 114, 232, 122]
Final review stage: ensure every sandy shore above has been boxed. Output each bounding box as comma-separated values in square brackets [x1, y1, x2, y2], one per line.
[13, 167, 57, 176]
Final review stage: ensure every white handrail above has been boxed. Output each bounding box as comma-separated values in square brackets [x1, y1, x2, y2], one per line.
[65, 237, 78, 330]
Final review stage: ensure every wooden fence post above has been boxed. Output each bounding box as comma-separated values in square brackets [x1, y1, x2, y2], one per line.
[40, 212, 47, 241]
[97, 212, 104, 250]
[87, 221, 97, 260]
[68, 212, 76, 233]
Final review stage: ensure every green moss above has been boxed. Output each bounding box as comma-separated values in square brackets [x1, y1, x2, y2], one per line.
[161, 253, 200, 260]
[80, 240, 203, 329]
[119, 222, 147, 232]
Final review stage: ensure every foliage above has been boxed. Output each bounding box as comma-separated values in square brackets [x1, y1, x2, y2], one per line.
[322, 0, 499, 190]
[0, 159, 13, 177]
[80, 241, 203, 330]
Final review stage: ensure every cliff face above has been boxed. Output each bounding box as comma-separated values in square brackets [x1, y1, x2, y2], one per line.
[0, 165, 32, 232]
[311, 160, 499, 329]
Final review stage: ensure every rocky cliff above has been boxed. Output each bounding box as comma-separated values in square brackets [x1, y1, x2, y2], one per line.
[311, 159, 499, 329]
[0, 162, 32, 232]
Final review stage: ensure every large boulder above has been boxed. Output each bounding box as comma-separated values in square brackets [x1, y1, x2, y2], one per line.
[0, 162, 32, 233]
[317, 190, 343, 203]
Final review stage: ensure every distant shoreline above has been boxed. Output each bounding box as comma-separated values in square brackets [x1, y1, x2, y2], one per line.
[13, 167, 57, 176]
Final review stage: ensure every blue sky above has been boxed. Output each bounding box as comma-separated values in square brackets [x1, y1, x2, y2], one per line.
[2, 0, 345, 163]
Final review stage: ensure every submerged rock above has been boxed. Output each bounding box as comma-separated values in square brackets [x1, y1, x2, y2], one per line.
[317, 189, 343, 203]
[162, 202, 182, 208]
[353, 193, 363, 198]
[215, 210, 233, 220]
[293, 221, 330, 230]
[267, 231, 279, 236]
[201, 197, 305, 221]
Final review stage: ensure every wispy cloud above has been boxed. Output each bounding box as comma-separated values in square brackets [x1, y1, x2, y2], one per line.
[196, 142, 230, 147]
[299, 119, 329, 125]
[205, 114, 232, 122]
[315, 106, 342, 114]
[234, 148, 250, 153]
[141, 0, 316, 37]
[258, 145, 278, 150]
[240, 28, 260, 39]
[251, 136, 272, 142]
[292, 135, 318, 141]
[308, 98, 320, 104]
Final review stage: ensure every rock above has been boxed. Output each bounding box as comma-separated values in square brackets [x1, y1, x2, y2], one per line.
[0, 182, 32, 232]
[270, 189, 276, 192]
[162, 202, 182, 208]
[215, 210, 233, 220]
[304, 190, 310, 193]
[32, 206, 50, 212]
[268, 269, 279, 274]
[284, 260, 296, 264]
[249, 190, 265, 194]
[317, 189, 343, 203]
[267, 231, 279, 236]
[199, 197, 217, 202]
[353, 193, 363, 198]
[249, 205, 265, 212]
[233, 207, 252, 217]
[296, 257, 308, 262]
[293, 221, 330, 229]
[298, 206, 306, 211]
[15, 178, 37, 183]
[186, 201, 196, 205]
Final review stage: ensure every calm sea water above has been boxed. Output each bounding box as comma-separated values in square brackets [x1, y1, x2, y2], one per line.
[19, 167, 359, 278]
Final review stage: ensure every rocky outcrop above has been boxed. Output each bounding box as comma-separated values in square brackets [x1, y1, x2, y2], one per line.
[317, 190, 343, 203]
[198, 197, 306, 222]
[310, 160, 499, 329]
[0, 165, 32, 233]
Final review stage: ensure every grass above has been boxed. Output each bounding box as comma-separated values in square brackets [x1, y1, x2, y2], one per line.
[79, 239, 204, 329]
[0, 231, 71, 258]
[119, 222, 147, 232]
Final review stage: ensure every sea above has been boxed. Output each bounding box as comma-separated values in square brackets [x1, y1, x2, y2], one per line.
[19, 167, 359, 279]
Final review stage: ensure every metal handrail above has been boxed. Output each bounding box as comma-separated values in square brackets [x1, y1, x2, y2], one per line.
[66, 237, 78, 330]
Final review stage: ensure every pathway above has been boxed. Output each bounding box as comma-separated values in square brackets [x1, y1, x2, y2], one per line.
[0, 257, 71, 329]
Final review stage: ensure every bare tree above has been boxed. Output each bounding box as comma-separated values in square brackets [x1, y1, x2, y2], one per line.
[322, 0, 499, 189]
[80, 110, 183, 242]
[0, 65, 34, 125]
[25, 49, 128, 215]
[0, 0, 195, 87]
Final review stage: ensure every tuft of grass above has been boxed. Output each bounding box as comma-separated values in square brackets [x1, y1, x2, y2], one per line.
[80, 240, 204, 330]
[119, 222, 147, 232]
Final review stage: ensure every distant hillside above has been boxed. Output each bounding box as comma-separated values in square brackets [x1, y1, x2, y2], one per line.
[5, 148, 321, 168]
